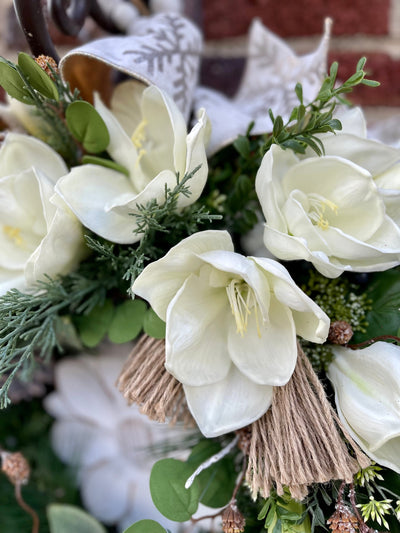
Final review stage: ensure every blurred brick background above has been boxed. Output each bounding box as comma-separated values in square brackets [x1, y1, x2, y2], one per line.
[1, 0, 400, 120]
[200, 0, 400, 112]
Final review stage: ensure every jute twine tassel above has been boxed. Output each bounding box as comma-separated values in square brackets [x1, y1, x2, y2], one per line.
[244, 344, 370, 501]
[118, 334, 193, 426]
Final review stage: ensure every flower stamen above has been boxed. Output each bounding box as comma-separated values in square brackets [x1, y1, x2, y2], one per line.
[4, 225, 24, 247]
[308, 193, 338, 230]
[226, 279, 262, 338]
[131, 119, 148, 169]
[131, 119, 148, 150]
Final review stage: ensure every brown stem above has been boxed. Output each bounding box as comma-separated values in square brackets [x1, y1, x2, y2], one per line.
[14, 482, 39, 533]
[348, 482, 365, 525]
[231, 455, 248, 502]
[191, 509, 225, 524]
[348, 335, 400, 349]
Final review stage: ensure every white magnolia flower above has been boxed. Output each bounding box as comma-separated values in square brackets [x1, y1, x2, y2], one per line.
[44, 344, 184, 532]
[132, 230, 329, 437]
[256, 143, 400, 278]
[56, 82, 209, 244]
[327, 342, 400, 474]
[0, 132, 86, 295]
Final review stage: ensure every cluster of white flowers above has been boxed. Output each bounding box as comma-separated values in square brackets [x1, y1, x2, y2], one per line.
[0, 82, 209, 293]
[2, 59, 400, 520]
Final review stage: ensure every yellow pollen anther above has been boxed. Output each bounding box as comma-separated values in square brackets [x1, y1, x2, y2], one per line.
[226, 279, 262, 338]
[308, 194, 338, 231]
[4, 225, 23, 246]
[131, 119, 148, 150]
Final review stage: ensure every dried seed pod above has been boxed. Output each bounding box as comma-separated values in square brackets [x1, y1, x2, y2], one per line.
[35, 55, 59, 79]
[328, 321, 353, 345]
[1, 451, 30, 486]
[222, 500, 246, 533]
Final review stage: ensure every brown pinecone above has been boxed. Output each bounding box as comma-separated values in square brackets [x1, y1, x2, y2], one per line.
[222, 501, 246, 533]
[327, 503, 359, 532]
[328, 321, 353, 345]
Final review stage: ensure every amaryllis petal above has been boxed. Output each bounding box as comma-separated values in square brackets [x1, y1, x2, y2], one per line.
[141, 85, 186, 178]
[94, 93, 142, 186]
[251, 256, 330, 343]
[0, 132, 67, 183]
[50, 420, 119, 469]
[132, 230, 234, 320]
[110, 80, 144, 138]
[81, 461, 131, 523]
[228, 295, 297, 386]
[328, 342, 400, 473]
[166, 273, 231, 386]
[55, 164, 140, 244]
[322, 134, 400, 177]
[183, 365, 273, 438]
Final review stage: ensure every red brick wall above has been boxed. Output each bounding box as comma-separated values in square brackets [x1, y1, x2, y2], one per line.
[203, 0, 390, 38]
[200, 0, 400, 107]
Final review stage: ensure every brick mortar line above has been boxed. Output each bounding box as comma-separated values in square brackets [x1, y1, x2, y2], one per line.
[204, 34, 400, 59]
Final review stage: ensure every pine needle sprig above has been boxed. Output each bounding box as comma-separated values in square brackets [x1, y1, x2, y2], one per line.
[0, 275, 103, 408]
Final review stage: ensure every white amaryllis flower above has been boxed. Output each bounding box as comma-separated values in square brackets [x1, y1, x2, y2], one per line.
[320, 107, 400, 229]
[327, 342, 400, 474]
[0, 132, 86, 295]
[132, 230, 329, 437]
[56, 82, 209, 244]
[256, 143, 400, 278]
[44, 343, 184, 532]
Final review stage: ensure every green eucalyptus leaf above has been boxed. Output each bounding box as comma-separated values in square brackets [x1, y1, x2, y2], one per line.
[352, 269, 400, 343]
[18, 52, 59, 101]
[329, 61, 338, 85]
[66, 101, 110, 153]
[143, 308, 166, 339]
[108, 299, 146, 344]
[272, 115, 284, 137]
[123, 519, 167, 533]
[295, 82, 303, 104]
[187, 440, 237, 508]
[0, 61, 34, 104]
[47, 504, 107, 533]
[361, 79, 380, 87]
[356, 57, 367, 71]
[82, 155, 130, 176]
[233, 135, 251, 159]
[150, 458, 200, 522]
[74, 299, 114, 347]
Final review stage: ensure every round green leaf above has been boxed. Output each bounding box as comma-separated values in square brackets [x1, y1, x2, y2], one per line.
[18, 52, 59, 101]
[123, 520, 167, 533]
[74, 299, 114, 348]
[150, 458, 200, 522]
[47, 504, 106, 533]
[143, 308, 166, 339]
[66, 101, 110, 153]
[187, 440, 237, 508]
[0, 60, 33, 104]
[108, 299, 147, 344]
